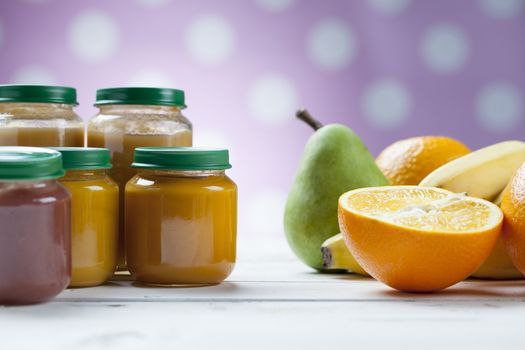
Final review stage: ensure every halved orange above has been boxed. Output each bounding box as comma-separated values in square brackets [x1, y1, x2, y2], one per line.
[338, 186, 503, 292]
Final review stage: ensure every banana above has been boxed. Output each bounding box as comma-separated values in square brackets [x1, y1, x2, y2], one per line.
[321, 233, 368, 275]
[471, 188, 524, 279]
[419, 140, 525, 201]
[472, 235, 523, 279]
[419, 141, 525, 279]
[492, 190, 505, 206]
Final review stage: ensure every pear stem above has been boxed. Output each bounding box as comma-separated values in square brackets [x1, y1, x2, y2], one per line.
[296, 109, 323, 130]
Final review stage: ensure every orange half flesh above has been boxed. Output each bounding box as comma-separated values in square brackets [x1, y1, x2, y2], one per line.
[338, 186, 503, 292]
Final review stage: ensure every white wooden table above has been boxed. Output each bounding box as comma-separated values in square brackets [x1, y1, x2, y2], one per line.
[2, 237, 525, 349]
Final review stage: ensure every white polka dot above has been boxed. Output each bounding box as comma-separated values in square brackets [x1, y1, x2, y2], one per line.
[68, 10, 119, 63]
[185, 14, 235, 66]
[421, 23, 469, 74]
[10, 65, 57, 85]
[362, 79, 411, 130]
[135, 0, 168, 7]
[248, 74, 299, 125]
[246, 189, 287, 236]
[479, 0, 524, 19]
[368, 0, 411, 14]
[475, 82, 524, 133]
[254, 0, 296, 12]
[128, 68, 173, 88]
[306, 19, 357, 71]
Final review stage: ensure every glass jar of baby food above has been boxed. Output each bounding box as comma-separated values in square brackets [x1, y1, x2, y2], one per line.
[53, 147, 118, 287]
[125, 147, 237, 285]
[88, 87, 192, 269]
[0, 147, 70, 305]
[0, 85, 84, 147]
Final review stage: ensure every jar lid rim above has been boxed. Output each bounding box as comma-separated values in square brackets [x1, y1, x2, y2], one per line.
[132, 147, 231, 170]
[0, 146, 65, 180]
[0, 85, 78, 105]
[50, 147, 112, 170]
[95, 87, 186, 108]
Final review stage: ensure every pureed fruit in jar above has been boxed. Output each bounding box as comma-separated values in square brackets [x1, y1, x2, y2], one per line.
[0, 85, 84, 146]
[126, 148, 237, 285]
[0, 147, 71, 305]
[88, 87, 192, 269]
[53, 148, 118, 287]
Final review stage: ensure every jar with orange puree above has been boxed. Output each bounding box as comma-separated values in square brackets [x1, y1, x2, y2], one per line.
[125, 147, 237, 285]
[54, 147, 118, 287]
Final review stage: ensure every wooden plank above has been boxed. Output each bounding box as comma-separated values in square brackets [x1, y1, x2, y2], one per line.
[2, 301, 525, 349]
[2, 237, 525, 350]
[56, 278, 525, 303]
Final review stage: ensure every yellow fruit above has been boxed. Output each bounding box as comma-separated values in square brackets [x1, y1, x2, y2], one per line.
[471, 190, 523, 279]
[420, 141, 525, 201]
[338, 186, 502, 292]
[472, 237, 523, 279]
[376, 136, 470, 185]
[419, 141, 525, 279]
[501, 162, 525, 275]
[321, 233, 368, 275]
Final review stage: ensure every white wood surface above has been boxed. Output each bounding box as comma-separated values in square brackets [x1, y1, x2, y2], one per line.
[2, 237, 525, 349]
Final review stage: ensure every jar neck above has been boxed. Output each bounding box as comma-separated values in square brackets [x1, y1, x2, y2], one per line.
[62, 169, 108, 181]
[97, 104, 181, 114]
[137, 169, 225, 178]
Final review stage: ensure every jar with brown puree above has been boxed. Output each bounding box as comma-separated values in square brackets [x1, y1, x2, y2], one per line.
[53, 147, 118, 288]
[0, 85, 84, 147]
[0, 147, 71, 305]
[87, 87, 192, 269]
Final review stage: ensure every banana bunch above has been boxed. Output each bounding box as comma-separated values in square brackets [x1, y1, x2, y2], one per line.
[420, 140, 525, 279]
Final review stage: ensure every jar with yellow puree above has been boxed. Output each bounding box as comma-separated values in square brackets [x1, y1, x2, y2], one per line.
[88, 87, 192, 269]
[0, 85, 84, 147]
[53, 147, 118, 287]
[126, 147, 237, 285]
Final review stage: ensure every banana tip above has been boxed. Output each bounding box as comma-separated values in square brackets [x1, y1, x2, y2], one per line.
[320, 246, 332, 269]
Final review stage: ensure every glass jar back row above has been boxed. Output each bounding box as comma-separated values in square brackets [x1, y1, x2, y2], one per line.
[0, 85, 193, 269]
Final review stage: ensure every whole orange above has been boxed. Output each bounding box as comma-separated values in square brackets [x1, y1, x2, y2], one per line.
[501, 162, 525, 274]
[376, 136, 470, 185]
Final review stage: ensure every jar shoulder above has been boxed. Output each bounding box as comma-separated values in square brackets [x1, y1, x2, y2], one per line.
[0, 103, 82, 124]
[126, 173, 237, 192]
[61, 176, 119, 192]
[0, 180, 71, 206]
[88, 109, 192, 133]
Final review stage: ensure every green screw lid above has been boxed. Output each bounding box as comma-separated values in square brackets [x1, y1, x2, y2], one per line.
[0, 147, 65, 181]
[0, 85, 78, 105]
[51, 147, 112, 170]
[132, 147, 231, 170]
[95, 87, 186, 108]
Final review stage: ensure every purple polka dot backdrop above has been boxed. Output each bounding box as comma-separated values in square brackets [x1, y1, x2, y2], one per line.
[0, 0, 524, 237]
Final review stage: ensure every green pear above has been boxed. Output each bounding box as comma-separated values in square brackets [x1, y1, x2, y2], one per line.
[284, 110, 389, 271]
